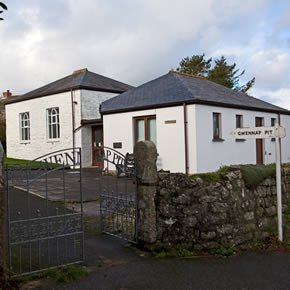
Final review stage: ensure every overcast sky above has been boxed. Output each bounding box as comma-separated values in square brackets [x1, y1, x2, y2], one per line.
[1, 0, 290, 108]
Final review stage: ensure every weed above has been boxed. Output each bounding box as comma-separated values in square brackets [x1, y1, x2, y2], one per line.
[154, 248, 194, 258]
[240, 164, 276, 189]
[45, 265, 88, 283]
[11, 265, 88, 284]
[251, 239, 264, 250]
[214, 243, 234, 257]
[190, 166, 233, 183]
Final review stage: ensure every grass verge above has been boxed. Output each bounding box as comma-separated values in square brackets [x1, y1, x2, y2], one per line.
[4, 156, 59, 169]
[11, 265, 88, 284]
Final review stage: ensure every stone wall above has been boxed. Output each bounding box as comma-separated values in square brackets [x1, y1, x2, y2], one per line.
[154, 168, 290, 251]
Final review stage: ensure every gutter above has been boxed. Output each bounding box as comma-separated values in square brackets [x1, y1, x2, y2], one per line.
[183, 103, 189, 175]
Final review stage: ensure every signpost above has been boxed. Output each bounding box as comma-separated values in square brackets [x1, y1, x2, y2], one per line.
[231, 124, 286, 241]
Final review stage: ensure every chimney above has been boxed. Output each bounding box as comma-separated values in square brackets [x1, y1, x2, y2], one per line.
[2, 90, 12, 98]
[72, 68, 88, 75]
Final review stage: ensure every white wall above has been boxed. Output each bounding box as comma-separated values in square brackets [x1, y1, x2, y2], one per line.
[6, 89, 118, 166]
[195, 104, 290, 173]
[187, 105, 197, 173]
[280, 114, 290, 163]
[6, 91, 82, 160]
[103, 103, 290, 174]
[103, 106, 186, 172]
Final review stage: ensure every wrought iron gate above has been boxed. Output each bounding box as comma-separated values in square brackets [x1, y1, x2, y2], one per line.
[6, 148, 84, 277]
[98, 147, 138, 243]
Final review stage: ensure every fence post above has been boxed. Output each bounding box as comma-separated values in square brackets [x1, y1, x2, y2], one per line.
[0, 142, 6, 286]
[134, 141, 158, 245]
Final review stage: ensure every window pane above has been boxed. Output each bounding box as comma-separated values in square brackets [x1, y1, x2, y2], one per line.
[236, 115, 243, 128]
[213, 113, 220, 139]
[136, 120, 145, 142]
[49, 124, 52, 139]
[54, 125, 57, 138]
[271, 118, 276, 126]
[47, 107, 60, 139]
[20, 112, 30, 141]
[148, 118, 156, 144]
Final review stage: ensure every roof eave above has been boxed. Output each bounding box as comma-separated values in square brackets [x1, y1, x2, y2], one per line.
[101, 99, 290, 115]
[81, 118, 103, 125]
[5, 86, 127, 105]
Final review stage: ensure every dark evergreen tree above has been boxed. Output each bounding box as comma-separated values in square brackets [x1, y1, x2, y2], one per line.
[176, 54, 255, 94]
[176, 54, 211, 77]
[0, 2, 7, 21]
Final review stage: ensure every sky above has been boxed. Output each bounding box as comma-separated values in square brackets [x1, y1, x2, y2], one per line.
[1, 0, 290, 109]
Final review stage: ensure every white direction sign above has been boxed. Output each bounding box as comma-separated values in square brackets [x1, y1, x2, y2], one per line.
[231, 125, 286, 139]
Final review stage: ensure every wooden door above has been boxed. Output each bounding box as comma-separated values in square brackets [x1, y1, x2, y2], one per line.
[92, 126, 103, 167]
[255, 117, 264, 164]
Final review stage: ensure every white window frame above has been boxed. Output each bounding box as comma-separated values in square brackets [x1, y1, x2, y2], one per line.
[19, 112, 30, 142]
[47, 107, 60, 140]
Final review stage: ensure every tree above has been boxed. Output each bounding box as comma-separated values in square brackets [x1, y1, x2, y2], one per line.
[176, 54, 212, 77]
[176, 54, 255, 94]
[0, 2, 7, 21]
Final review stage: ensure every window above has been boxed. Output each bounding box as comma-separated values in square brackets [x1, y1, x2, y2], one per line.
[236, 114, 243, 128]
[20, 112, 30, 141]
[235, 114, 245, 142]
[271, 118, 276, 127]
[134, 115, 156, 144]
[213, 112, 223, 141]
[271, 118, 276, 141]
[47, 107, 60, 139]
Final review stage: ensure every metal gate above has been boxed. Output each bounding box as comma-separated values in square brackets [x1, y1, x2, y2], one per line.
[6, 148, 84, 277]
[98, 147, 138, 243]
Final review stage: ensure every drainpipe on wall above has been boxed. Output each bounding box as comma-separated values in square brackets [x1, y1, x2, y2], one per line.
[71, 90, 76, 166]
[183, 103, 189, 175]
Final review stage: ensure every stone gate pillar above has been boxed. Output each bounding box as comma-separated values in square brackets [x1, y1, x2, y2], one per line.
[134, 141, 158, 244]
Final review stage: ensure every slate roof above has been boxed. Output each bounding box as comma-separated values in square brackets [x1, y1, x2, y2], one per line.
[101, 71, 289, 114]
[6, 68, 132, 104]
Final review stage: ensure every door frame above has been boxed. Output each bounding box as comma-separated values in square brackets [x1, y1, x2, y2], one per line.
[255, 117, 264, 165]
[92, 125, 104, 167]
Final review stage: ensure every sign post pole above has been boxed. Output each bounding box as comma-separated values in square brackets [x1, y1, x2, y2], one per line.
[275, 124, 283, 241]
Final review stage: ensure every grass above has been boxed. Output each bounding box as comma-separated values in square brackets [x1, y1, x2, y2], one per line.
[250, 236, 290, 252]
[44, 265, 88, 283]
[11, 265, 88, 284]
[240, 164, 276, 189]
[4, 156, 60, 169]
[190, 165, 232, 183]
[154, 248, 194, 259]
[213, 243, 235, 257]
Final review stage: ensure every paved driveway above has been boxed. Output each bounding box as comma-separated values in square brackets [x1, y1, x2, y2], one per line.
[7, 167, 136, 216]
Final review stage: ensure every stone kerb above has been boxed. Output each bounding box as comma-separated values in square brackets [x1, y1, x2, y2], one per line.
[134, 141, 158, 244]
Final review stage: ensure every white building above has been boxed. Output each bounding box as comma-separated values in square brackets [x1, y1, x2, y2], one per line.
[5, 68, 132, 167]
[101, 71, 290, 174]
